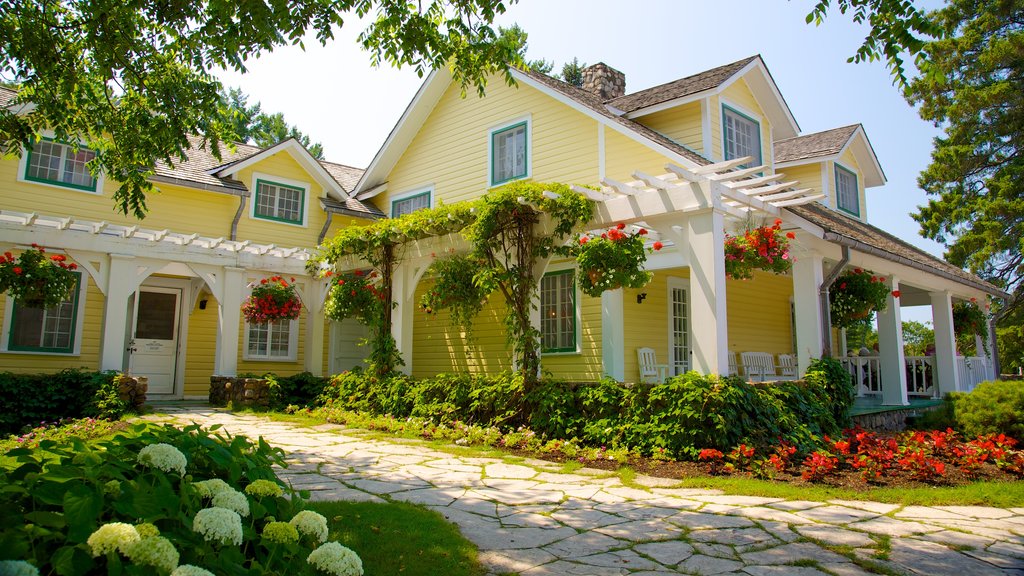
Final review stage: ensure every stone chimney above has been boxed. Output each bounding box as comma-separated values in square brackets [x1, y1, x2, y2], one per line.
[581, 63, 626, 100]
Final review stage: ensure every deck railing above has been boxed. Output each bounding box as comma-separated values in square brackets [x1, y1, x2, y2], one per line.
[838, 355, 994, 398]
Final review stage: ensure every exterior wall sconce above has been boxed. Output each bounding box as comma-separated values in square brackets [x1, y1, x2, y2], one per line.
[636, 293, 647, 304]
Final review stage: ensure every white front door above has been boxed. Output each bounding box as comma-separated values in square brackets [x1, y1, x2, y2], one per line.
[330, 318, 369, 374]
[131, 287, 181, 395]
[668, 278, 691, 376]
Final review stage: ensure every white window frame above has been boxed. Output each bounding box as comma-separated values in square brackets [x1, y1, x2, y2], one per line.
[488, 115, 532, 187]
[243, 318, 299, 361]
[834, 162, 860, 217]
[1, 269, 88, 356]
[666, 277, 691, 376]
[16, 131, 105, 194]
[249, 171, 310, 228]
[720, 99, 763, 169]
[390, 186, 434, 218]
[539, 262, 581, 355]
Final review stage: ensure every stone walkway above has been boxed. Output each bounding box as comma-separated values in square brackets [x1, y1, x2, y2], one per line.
[149, 405, 1024, 576]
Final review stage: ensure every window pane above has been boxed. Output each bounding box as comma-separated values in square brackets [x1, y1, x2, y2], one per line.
[63, 148, 96, 187]
[492, 124, 527, 183]
[255, 182, 303, 223]
[248, 323, 269, 356]
[392, 192, 430, 217]
[723, 109, 761, 168]
[135, 292, 177, 340]
[540, 271, 575, 352]
[10, 273, 79, 352]
[277, 187, 301, 221]
[27, 141, 63, 182]
[836, 168, 858, 215]
[248, 319, 291, 358]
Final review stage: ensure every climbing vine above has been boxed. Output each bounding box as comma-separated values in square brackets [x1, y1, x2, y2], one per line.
[420, 254, 491, 337]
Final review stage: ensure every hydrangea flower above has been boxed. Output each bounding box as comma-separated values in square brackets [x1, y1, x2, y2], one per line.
[289, 510, 329, 543]
[262, 521, 299, 545]
[170, 566, 216, 576]
[87, 523, 141, 557]
[0, 560, 39, 576]
[137, 443, 187, 476]
[135, 523, 160, 538]
[192, 507, 243, 546]
[192, 478, 232, 499]
[124, 536, 179, 573]
[307, 542, 363, 576]
[211, 488, 250, 517]
[244, 479, 283, 498]
[103, 480, 121, 497]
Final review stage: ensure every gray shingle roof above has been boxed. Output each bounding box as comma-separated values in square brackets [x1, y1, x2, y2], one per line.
[322, 196, 384, 219]
[605, 56, 759, 114]
[0, 86, 16, 106]
[774, 125, 860, 164]
[788, 203, 1006, 297]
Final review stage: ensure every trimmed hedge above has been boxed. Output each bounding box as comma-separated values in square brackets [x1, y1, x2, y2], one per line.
[951, 380, 1024, 439]
[316, 359, 854, 459]
[0, 369, 118, 435]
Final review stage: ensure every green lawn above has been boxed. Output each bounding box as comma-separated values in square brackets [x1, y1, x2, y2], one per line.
[309, 500, 485, 576]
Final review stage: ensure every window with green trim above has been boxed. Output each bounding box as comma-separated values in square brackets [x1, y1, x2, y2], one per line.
[490, 122, 528, 185]
[540, 270, 576, 353]
[835, 164, 860, 216]
[254, 180, 304, 224]
[8, 272, 81, 353]
[723, 106, 761, 168]
[391, 190, 431, 217]
[24, 139, 97, 192]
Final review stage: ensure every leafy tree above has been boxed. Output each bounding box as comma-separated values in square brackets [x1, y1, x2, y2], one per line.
[220, 88, 324, 159]
[0, 0, 521, 218]
[902, 320, 935, 356]
[560, 57, 587, 87]
[997, 303, 1024, 372]
[499, 23, 552, 73]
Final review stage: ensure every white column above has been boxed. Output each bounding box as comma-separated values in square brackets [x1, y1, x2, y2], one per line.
[683, 210, 728, 375]
[304, 279, 326, 377]
[877, 277, 908, 405]
[390, 261, 414, 376]
[214, 266, 245, 377]
[100, 255, 137, 371]
[601, 288, 625, 381]
[792, 253, 824, 375]
[930, 291, 960, 394]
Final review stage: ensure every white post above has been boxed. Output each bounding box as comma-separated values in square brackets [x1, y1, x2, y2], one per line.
[683, 210, 728, 375]
[601, 288, 625, 381]
[877, 276, 908, 405]
[390, 261, 414, 376]
[100, 254, 137, 371]
[931, 291, 960, 395]
[214, 266, 245, 376]
[304, 279, 326, 377]
[792, 253, 824, 375]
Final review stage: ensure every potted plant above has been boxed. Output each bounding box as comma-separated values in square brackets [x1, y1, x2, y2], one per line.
[953, 299, 987, 337]
[723, 218, 795, 280]
[829, 268, 891, 329]
[323, 269, 384, 324]
[0, 244, 79, 308]
[574, 223, 659, 297]
[241, 275, 302, 323]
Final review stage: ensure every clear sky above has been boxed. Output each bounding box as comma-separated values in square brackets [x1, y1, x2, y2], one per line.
[218, 0, 948, 323]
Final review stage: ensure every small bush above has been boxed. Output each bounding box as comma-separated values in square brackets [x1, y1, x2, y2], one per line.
[806, 356, 855, 428]
[0, 369, 117, 435]
[265, 371, 329, 409]
[953, 380, 1024, 439]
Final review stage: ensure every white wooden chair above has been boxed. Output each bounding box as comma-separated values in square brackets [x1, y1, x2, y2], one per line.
[727, 351, 739, 377]
[778, 354, 798, 378]
[741, 352, 778, 382]
[637, 347, 669, 384]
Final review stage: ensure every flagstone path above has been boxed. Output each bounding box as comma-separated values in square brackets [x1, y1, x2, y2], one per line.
[149, 405, 1024, 576]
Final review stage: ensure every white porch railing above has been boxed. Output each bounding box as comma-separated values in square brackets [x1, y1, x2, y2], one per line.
[839, 355, 995, 398]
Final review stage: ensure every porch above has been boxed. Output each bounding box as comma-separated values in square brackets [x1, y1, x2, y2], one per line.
[839, 354, 996, 401]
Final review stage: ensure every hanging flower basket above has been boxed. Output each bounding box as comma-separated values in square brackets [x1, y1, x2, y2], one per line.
[829, 268, 890, 329]
[241, 275, 302, 323]
[953, 300, 987, 337]
[323, 269, 384, 325]
[724, 219, 795, 280]
[0, 245, 79, 308]
[573, 223, 657, 297]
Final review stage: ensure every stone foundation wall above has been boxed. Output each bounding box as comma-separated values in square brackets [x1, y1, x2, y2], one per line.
[851, 404, 944, 432]
[209, 376, 270, 407]
[117, 375, 148, 411]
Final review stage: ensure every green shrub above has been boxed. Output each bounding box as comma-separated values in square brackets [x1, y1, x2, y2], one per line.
[85, 376, 131, 420]
[806, 356, 856, 428]
[265, 371, 329, 409]
[0, 423, 366, 575]
[0, 369, 117, 435]
[953, 380, 1024, 438]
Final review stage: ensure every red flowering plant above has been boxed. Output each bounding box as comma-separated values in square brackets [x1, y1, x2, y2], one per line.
[723, 218, 794, 280]
[323, 269, 385, 325]
[0, 245, 79, 308]
[573, 223, 657, 297]
[697, 448, 725, 475]
[241, 275, 302, 323]
[829, 268, 891, 329]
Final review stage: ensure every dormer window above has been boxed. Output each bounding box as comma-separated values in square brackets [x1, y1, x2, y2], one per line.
[723, 106, 762, 168]
[835, 164, 859, 217]
[24, 139, 98, 192]
[254, 178, 305, 225]
[490, 119, 530, 186]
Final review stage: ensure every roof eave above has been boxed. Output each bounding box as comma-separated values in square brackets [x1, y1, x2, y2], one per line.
[211, 138, 348, 200]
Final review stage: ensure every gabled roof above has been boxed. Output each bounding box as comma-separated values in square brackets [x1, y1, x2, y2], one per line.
[774, 124, 886, 187]
[150, 136, 261, 194]
[788, 203, 1006, 298]
[607, 56, 758, 113]
[210, 138, 348, 199]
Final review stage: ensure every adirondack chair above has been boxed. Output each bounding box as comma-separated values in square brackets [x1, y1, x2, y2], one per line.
[740, 352, 779, 382]
[778, 354, 798, 378]
[727, 351, 739, 377]
[637, 347, 669, 384]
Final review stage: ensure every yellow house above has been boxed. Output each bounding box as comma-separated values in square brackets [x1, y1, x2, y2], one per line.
[349, 56, 1007, 405]
[0, 85, 381, 399]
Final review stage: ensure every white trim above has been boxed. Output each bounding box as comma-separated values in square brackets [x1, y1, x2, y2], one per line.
[487, 114, 532, 187]
[666, 276, 691, 376]
[539, 261, 582, 356]
[16, 131, 106, 195]
[212, 138, 345, 199]
[249, 171, 311, 228]
[133, 278, 190, 399]
[1, 267, 88, 356]
[389, 185, 434, 218]
[701, 98, 713, 159]
[623, 88, 716, 119]
[720, 97, 765, 166]
[820, 162, 831, 208]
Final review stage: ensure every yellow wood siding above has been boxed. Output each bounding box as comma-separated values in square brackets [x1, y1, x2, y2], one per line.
[622, 269, 689, 382]
[780, 163, 823, 201]
[234, 152, 331, 248]
[184, 297, 217, 396]
[727, 270, 795, 357]
[637, 103, 704, 155]
[603, 129, 676, 183]
[0, 273, 103, 373]
[712, 78, 773, 167]
[380, 78, 600, 210]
